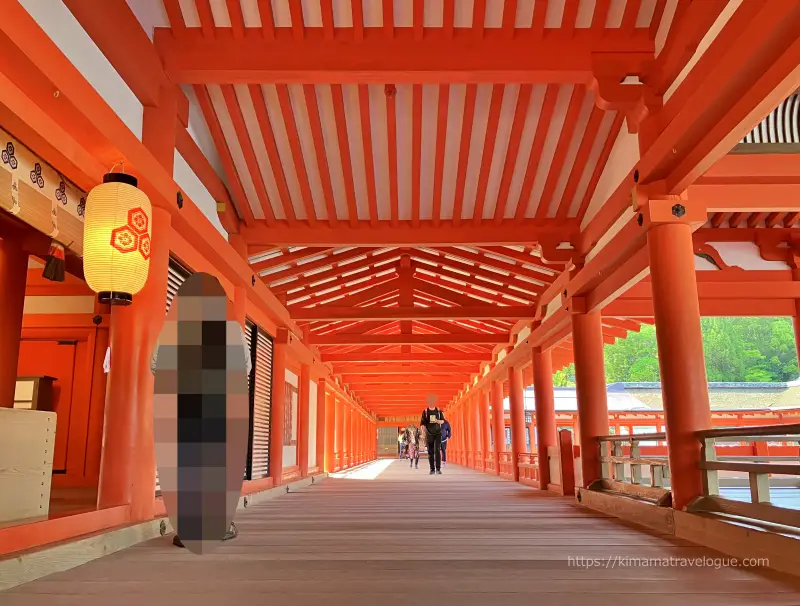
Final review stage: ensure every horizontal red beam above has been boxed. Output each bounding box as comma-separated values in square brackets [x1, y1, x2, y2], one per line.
[626, 281, 800, 300]
[238, 219, 578, 246]
[323, 352, 486, 363]
[343, 378, 469, 386]
[689, 182, 800, 213]
[334, 365, 476, 374]
[293, 305, 537, 321]
[603, 298, 796, 317]
[311, 333, 508, 345]
[154, 27, 653, 84]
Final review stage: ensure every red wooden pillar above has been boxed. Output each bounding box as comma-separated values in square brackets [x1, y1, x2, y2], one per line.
[455, 401, 467, 465]
[325, 391, 336, 473]
[461, 403, 468, 466]
[571, 311, 609, 488]
[479, 389, 491, 472]
[508, 366, 526, 482]
[464, 396, 474, 468]
[334, 396, 343, 470]
[356, 414, 362, 464]
[99, 86, 178, 518]
[0, 236, 28, 408]
[98, 206, 171, 520]
[316, 379, 327, 474]
[297, 364, 310, 478]
[471, 395, 482, 470]
[532, 347, 557, 490]
[347, 406, 354, 467]
[649, 221, 712, 509]
[490, 379, 504, 476]
[269, 331, 288, 485]
[343, 404, 351, 467]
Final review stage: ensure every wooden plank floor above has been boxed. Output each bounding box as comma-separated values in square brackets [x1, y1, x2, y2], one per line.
[4, 460, 800, 606]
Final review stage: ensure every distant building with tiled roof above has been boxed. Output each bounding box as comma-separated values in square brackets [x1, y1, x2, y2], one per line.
[507, 381, 800, 412]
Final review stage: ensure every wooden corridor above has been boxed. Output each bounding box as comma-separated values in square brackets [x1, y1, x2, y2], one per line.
[4, 461, 800, 606]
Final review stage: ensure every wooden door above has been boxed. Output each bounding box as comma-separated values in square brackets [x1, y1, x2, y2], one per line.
[17, 340, 77, 472]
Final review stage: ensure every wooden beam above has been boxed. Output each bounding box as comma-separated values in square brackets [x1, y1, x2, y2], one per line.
[336, 366, 475, 375]
[153, 28, 654, 84]
[341, 375, 471, 383]
[311, 333, 508, 345]
[292, 306, 537, 321]
[238, 219, 577, 247]
[323, 352, 487, 363]
[688, 182, 800, 213]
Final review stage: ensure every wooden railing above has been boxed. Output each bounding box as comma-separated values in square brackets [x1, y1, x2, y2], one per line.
[591, 433, 672, 506]
[688, 423, 800, 528]
[334, 454, 341, 472]
[518, 452, 539, 488]
[474, 450, 484, 471]
[498, 452, 514, 480]
[485, 455, 496, 474]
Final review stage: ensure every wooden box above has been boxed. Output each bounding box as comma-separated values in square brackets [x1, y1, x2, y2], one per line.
[0, 408, 56, 523]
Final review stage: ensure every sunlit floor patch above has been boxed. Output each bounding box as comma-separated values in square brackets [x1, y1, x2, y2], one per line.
[329, 458, 394, 480]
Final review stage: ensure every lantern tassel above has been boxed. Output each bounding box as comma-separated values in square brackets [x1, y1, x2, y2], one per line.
[42, 240, 66, 282]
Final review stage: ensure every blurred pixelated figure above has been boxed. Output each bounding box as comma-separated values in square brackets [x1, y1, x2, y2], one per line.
[152, 272, 251, 555]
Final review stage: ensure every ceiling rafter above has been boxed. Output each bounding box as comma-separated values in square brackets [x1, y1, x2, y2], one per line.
[268, 248, 397, 290]
[410, 250, 543, 297]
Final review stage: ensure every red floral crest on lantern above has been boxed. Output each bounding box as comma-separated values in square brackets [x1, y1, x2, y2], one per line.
[139, 234, 152, 260]
[110, 226, 139, 254]
[109, 207, 150, 258]
[128, 207, 149, 234]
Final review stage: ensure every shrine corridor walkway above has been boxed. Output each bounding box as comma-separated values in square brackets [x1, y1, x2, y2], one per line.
[4, 461, 800, 606]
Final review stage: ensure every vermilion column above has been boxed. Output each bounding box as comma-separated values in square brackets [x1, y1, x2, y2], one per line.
[297, 365, 310, 478]
[453, 402, 465, 465]
[269, 335, 288, 485]
[571, 311, 609, 488]
[532, 348, 557, 490]
[98, 207, 171, 520]
[0, 236, 28, 408]
[471, 396, 482, 470]
[479, 389, 491, 473]
[356, 414, 362, 464]
[325, 392, 336, 472]
[343, 405, 351, 467]
[464, 396, 474, 468]
[460, 399, 469, 466]
[316, 379, 327, 474]
[348, 406, 354, 467]
[508, 366, 526, 482]
[490, 380, 504, 475]
[649, 221, 712, 509]
[335, 398, 344, 469]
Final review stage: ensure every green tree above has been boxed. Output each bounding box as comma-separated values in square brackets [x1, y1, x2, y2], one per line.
[600, 317, 799, 383]
[553, 364, 575, 387]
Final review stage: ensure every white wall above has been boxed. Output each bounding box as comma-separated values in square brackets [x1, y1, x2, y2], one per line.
[173, 150, 227, 238]
[20, 0, 143, 140]
[22, 1, 231, 238]
[308, 380, 318, 468]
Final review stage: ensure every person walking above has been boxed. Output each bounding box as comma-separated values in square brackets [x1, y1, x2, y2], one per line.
[398, 429, 407, 459]
[420, 394, 446, 475]
[405, 424, 421, 469]
[440, 418, 452, 466]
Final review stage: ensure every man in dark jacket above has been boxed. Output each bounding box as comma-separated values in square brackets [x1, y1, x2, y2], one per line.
[420, 394, 446, 475]
[440, 419, 452, 466]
